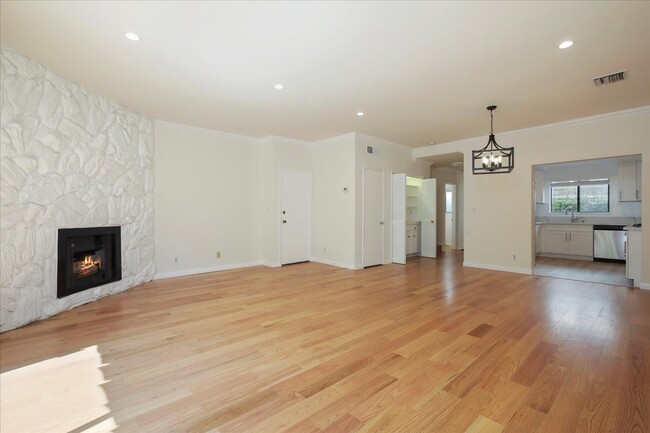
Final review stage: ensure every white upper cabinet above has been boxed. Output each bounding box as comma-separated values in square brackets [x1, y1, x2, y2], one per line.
[617, 161, 642, 201]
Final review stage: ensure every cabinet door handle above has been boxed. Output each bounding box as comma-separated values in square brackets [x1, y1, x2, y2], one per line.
[569, 233, 572, 242]
[565, 233, 567, 242]
[637, 190, 639, 200]
[619, 191, 622, 200]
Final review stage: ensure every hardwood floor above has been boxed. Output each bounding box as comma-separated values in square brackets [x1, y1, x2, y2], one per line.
[534, 255, 632, 287]
[1, 252, 649, 433]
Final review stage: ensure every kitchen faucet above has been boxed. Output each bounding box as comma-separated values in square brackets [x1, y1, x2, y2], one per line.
[565, 206, 579, 223]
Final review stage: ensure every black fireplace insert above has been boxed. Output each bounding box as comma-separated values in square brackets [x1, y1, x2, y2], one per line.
[57, 226, 122, 298]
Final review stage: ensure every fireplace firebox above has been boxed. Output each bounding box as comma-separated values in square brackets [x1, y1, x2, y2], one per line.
[57, 226, 122, 298]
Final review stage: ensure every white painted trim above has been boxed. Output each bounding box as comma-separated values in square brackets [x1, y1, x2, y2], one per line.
[154, 261, 263, 280]
[313, 132, 357, 147]
[262, 261, 281, 268]
[413, 105, 650, 159]
[260, 135, 314, 148]
[154, 119, 258, 144]
[463, 261, 533, 275]
[640, 282, 650, 290]
[356, 132, 415, 155]
[310, 257, 362, 270]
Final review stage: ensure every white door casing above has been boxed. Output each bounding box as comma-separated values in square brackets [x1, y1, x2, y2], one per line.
[421, 178, 437, 258]
[363, 168, 385, 267]
[280, 169, 311, 265]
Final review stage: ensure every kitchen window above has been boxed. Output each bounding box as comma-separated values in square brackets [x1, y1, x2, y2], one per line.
[550, 179, 609, 212]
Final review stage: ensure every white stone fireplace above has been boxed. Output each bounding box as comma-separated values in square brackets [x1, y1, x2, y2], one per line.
[0, 49, 155, 332]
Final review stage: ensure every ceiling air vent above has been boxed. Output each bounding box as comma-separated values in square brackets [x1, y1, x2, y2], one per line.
[593, 70, 627, 86]
[366, 146, 374, 154]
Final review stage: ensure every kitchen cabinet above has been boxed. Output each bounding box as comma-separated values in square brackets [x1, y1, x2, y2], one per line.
[541, 224, 593, 257]
[534, 170, 546, 204]
[625, 228, 641, 287]
[406, 223, 419, 255]
[618, 161, 642, 202]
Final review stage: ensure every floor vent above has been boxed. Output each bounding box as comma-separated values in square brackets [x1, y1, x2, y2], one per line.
[593, 70, 627, 86]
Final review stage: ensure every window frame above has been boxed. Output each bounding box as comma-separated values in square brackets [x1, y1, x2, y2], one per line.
[549, 181, 610, 213]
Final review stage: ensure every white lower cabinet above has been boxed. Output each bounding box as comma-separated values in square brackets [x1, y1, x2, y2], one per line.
[541, 225, 593, 258]
[568, 231, 593, 256]
[406, 223, 419, 255]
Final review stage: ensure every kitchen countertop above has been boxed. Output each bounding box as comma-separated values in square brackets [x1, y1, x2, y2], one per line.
[624, 226, 642, 232]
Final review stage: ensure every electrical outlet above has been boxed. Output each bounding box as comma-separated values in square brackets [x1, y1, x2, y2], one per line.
[512, 254, 517, 261]
[216, 251, 221, 259]
[174, 256, 179, 263]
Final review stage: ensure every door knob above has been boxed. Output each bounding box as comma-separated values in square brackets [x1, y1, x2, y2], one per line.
[431, 220, 434, 223]
[379, 221, 384, 225]
[282, 220, 287, 224]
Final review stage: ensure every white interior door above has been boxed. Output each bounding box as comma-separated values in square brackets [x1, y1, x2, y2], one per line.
[281, 169, 311, 265]
[363, 168, 384, 267]
[392, 173, 406, 264]
[421, 178, 437, 258]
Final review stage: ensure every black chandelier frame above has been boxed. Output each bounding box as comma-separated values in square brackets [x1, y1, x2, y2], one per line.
[472, 105, 514, 175]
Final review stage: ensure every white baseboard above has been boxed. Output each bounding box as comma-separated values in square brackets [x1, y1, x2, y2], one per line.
[310, 257, 362, 270]
[262, 261, 281, 268]
[154, 261, 263, 280]
[640, 282, 650, 290]
[463, 261, 533, 275]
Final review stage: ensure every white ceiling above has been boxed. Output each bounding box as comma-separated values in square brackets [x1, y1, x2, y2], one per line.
[1, 1, 649, 147]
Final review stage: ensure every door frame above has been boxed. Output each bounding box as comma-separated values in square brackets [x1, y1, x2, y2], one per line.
[279, 168, 312, 265]
[362, 167, 385, 267]
[445, 183, 457, 250]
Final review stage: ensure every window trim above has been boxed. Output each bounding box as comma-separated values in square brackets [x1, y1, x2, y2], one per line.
[549, 183, 610, 213]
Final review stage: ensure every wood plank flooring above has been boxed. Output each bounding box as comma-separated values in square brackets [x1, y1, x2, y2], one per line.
[1, 252, 649, 433]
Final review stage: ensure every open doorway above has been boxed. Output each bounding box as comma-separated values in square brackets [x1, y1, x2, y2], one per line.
[425, 152, 464, 254]
[532, 155, 642, 287]
[445, 184, 456, 249]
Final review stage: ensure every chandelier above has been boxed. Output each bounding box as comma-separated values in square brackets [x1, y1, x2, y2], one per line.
[472, 105, 514, 174]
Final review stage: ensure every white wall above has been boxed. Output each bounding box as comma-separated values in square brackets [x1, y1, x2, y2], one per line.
[535, 157, 642, 219]
[154, 121, 262, 278]
[355, 134, 430, 267]
[0, 49, 155, 332]
[414, 107, 650, 286]
[311, 134, 357, 268]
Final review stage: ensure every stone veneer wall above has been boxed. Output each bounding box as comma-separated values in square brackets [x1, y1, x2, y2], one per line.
[0, 49, 155, 332]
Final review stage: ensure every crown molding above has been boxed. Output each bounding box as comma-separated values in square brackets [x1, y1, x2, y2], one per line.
[154, 119, 259, 144]
[413, 105, 650, 159]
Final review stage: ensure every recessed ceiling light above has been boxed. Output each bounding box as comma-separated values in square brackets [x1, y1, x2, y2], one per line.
[125, 32, 140, 42]
[274, 84, 284, 90]
[356, 112, 365, 117]
[559, 40, 573, 49]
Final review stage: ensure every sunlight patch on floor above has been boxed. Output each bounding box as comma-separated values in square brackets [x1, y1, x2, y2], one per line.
[0, 345, 117, 433]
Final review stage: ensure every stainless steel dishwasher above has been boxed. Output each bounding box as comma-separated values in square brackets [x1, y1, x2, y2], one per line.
[593, 225, 626, 263]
